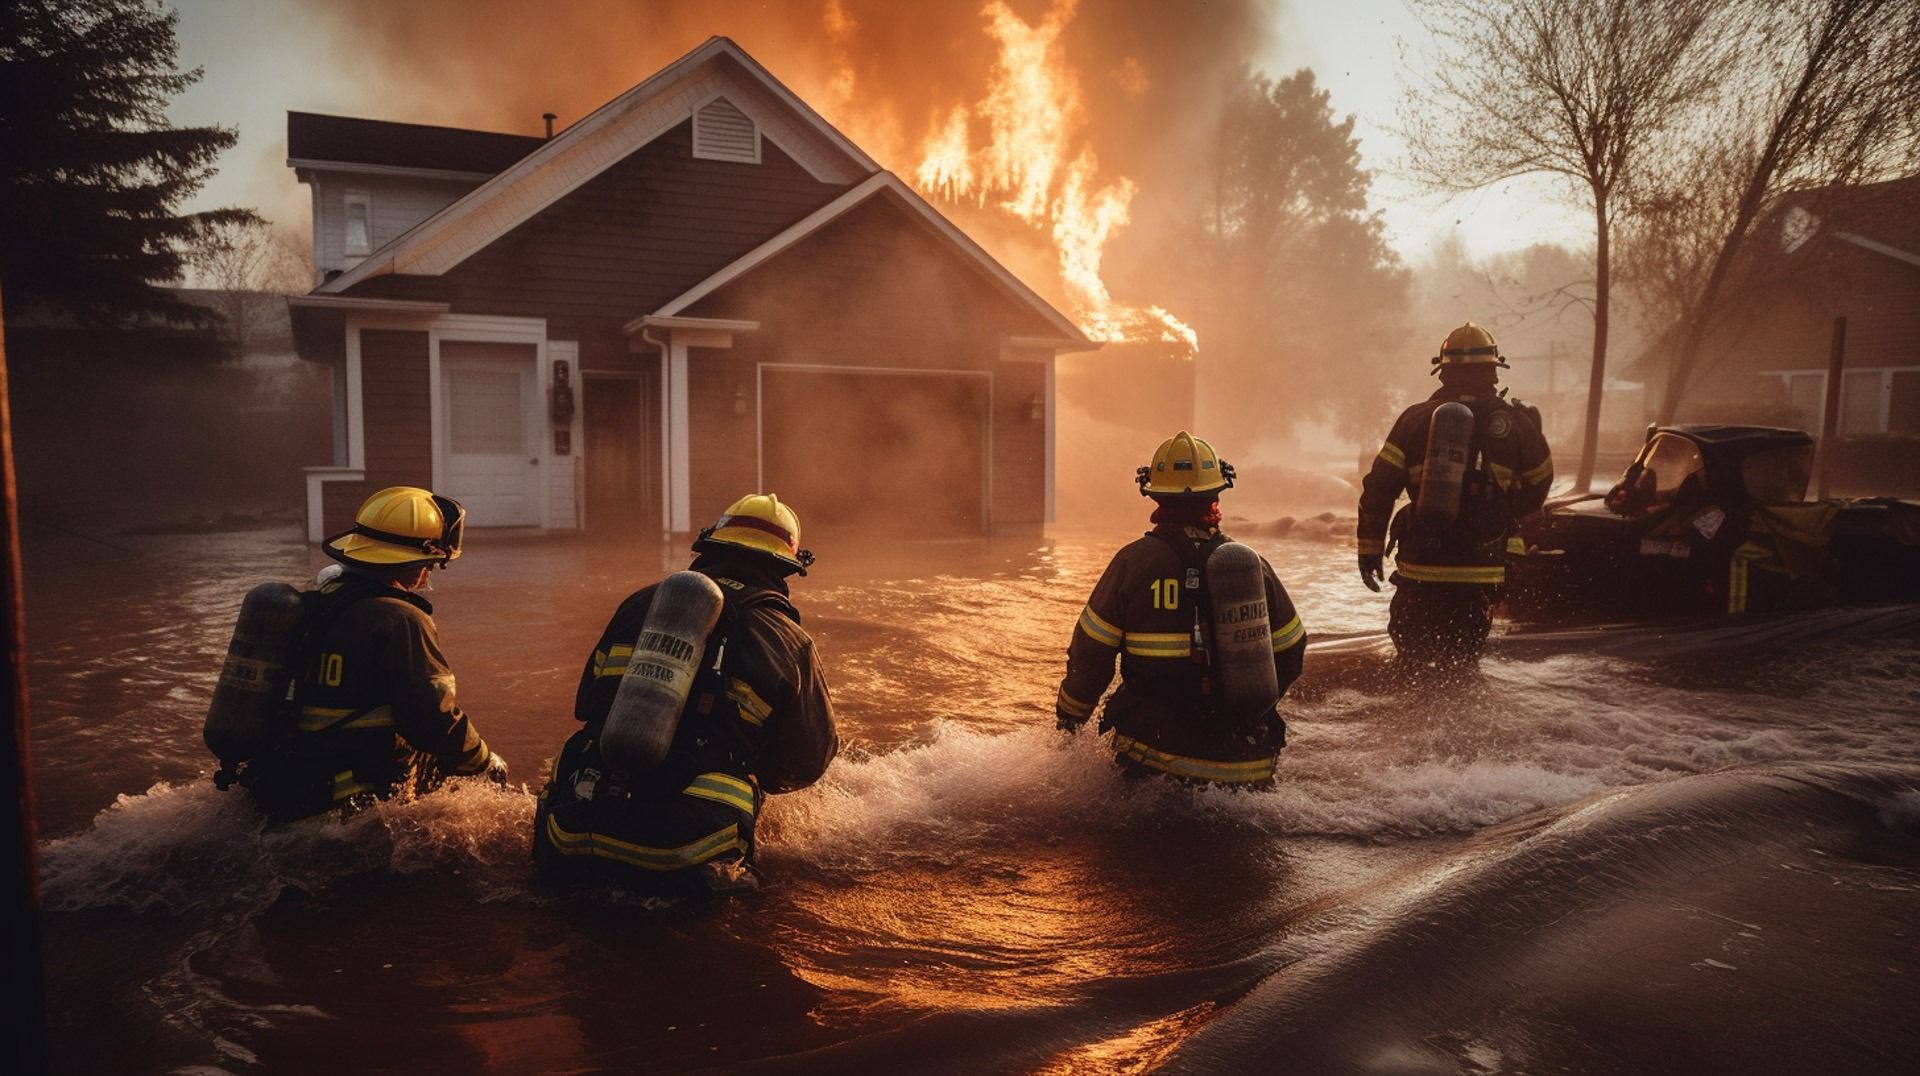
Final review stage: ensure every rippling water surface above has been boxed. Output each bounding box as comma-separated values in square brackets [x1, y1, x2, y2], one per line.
[26, 522, 1920, 1073]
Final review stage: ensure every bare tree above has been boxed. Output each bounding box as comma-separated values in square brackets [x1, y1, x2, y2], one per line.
[1401, 0, 1730, 490]
[1648, 0, 1920, 422]
[188, 219, 312, 354]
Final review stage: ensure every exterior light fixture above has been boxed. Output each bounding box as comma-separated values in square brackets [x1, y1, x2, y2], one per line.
[733, 386, 750, 416]
[1028, 393, 1044, 422]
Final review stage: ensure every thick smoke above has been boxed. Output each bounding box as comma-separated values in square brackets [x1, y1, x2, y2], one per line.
[306, 1, 1388, 526]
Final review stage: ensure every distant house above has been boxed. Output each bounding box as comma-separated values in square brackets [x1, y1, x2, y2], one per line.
[1653, 175, 1920, 443]
[287, 36, 1092, 542]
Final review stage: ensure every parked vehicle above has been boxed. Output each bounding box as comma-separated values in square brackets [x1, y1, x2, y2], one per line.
[1506, 425, 1920, 622]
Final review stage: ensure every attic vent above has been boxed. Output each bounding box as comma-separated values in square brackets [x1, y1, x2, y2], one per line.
[693, 98, 760, 164]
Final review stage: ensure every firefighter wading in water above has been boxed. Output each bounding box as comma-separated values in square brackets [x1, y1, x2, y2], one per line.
[1357, 323, 1555, 664]
[1056, 433, 1305, 786]
[239, 487, 505, 822]
[532, 494, 837, 894]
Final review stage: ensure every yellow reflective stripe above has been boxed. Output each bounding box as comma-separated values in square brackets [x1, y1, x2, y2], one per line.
[1077, 605, 1122, 648]
[1728, 541, 1767, 615]
[682, 772, 757, 815]
[1056, 686, 1096, 718]
[1357, 537, 1386, 555]
[1270, 615, 1304, 652]
[1112, 734, 1276, 784]
[1396, 562, 1507, 584]
[1522, 456, 1554, 485]
[542, 813, 743, 870]
[1407, 463, 1426, 482]
[1487, 461, 1516, 490]
[1506, 536, 1528, 555]
[1377, 442, 1406, 470]
[1123, 632, 1191, 658]
[331, 770, 377, 802]
[297, 704, 394, 732]
[593, 644, 634, 679]
[727, 678, 772, 726]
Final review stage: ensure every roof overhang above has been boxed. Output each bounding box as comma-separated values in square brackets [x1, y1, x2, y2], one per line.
[1006, 334, 1103, 354]
[288, 295, 451, 314]
[1834, 230, 1920, 269]
[314, 37, 877, 296]
[288, 158, 497, 184]
[651, 172, 1093, 347]
[623, 314, 762, 336]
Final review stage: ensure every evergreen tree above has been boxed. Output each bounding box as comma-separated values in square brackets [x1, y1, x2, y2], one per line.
[0, 0, 255, 326]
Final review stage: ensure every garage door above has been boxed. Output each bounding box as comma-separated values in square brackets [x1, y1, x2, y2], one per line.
[760, 368, 991, 536]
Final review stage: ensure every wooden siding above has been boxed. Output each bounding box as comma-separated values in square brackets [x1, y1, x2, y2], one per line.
[682, 196, 1061, 530]
[420, 120, 846, 378]
[310, 174, 482, 276]
[1679, 241, 1920, 426]
[321, 328, 433, 534]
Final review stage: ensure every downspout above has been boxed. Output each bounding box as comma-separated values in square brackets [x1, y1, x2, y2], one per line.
[640, 327, 670, 538]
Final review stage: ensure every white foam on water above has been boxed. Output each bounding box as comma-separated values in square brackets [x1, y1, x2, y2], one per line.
[40, 777, 538, 914]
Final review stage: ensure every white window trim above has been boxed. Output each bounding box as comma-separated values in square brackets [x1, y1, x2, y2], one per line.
[343, 189, 373, 257]
[1760, 366, 1920, 436]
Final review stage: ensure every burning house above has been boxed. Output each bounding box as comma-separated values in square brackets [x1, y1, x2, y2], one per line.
[287, 36, 1094, 541]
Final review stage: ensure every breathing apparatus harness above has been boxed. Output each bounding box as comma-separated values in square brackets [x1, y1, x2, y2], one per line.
[1146, 528, 1231, 707]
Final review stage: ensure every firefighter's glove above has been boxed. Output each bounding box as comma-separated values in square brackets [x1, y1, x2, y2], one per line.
[483, 752, 510, 786]
[1358, 553, 1384, 592]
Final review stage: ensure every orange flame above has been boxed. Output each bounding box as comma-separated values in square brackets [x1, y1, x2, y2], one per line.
[903, 0, 1197, 353]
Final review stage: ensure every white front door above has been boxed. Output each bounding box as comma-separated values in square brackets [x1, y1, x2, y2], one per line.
[441, 342, 541, 527]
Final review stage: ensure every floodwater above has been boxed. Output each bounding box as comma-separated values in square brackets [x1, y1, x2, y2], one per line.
[25, 520, 1920, 1073]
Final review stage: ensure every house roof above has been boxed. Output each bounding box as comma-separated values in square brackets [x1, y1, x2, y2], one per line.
[639, 172, 1094, 347]
[287, 111, 544, 177]
[1782, 173, 1920, 265]
[313, 36, 879, 293]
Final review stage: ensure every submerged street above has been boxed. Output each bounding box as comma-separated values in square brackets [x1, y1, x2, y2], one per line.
[25, 521, 1920, 1072]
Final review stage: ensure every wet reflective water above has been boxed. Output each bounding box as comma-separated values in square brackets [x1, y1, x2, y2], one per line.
[27, 522, 1920, 1072]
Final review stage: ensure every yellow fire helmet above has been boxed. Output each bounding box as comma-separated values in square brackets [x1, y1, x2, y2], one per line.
[322, 486, 466, 568]
[693, 493, 815, 575]
[1136, 430, 1235, 498]
[1432, 321, 1509, 371]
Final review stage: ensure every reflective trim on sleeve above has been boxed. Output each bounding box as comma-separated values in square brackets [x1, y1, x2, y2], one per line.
[1270, 615, 1305, 652]
[1376, 442, 1406, 470]
[1056, 686, 1096, 719]
[1506, 536, 1528, 555]
[1123, 632, 1191, 658]
[297, 704, 394, 732]
[592, 644, 634, 679]
[1486, 461, 1516, 490]
[1395, 562, 1507, 584]
[682, 772, 758, 816]
[1728, 541, 1768, 615]
[1076, 605, 1123, 648]
[541, 813, 745, 870]
[1522, 456, 1555, 486]
[1357, 537, 1386, 555]
[1111, 734, 1276, 784]
[1407, 463, 1427, 483]
[727, 678, 772, 726]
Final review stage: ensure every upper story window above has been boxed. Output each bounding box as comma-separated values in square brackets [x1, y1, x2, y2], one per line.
[343, 190, 373, 256]
[692, 98, 760, 164]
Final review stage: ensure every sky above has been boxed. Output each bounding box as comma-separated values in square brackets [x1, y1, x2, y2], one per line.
[165, 0, 1594, 266]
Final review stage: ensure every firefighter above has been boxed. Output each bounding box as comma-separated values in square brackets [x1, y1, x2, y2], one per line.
[532, 494, 838, 894]
[1357, 323, 1554, 665]
[1055, 432, 1305, 786]
[239, 486, 505, 822]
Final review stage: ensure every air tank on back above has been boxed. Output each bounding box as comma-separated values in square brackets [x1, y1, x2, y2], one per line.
[600, 571, 725, 774]
[1417, 401, 1477, 530]
[204, 582, 307, 777]
[1206, 541, 1279, 723]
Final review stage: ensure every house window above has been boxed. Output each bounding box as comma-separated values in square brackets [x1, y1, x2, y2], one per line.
[692, 98, 760, 163]
[343, 190, 372, 256]
[1765, 367, 1920, 436]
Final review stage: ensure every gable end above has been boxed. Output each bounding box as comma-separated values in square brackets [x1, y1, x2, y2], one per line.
[693, 97, 760, 164]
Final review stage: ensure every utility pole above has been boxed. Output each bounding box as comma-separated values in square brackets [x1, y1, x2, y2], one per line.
[0, 282, 48, 1072]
